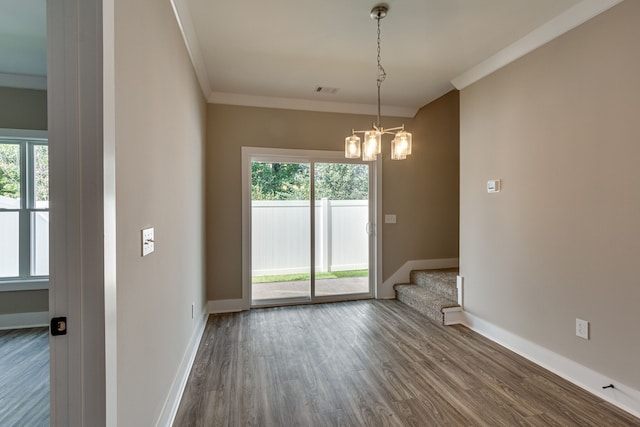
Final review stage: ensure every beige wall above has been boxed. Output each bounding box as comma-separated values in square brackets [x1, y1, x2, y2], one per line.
[460, 0, 640, 390]
[114, 0, 206, 424]
[206, 93, 459, 301]
[0, 87, 47, 130]
[0, 290, 48, 314]
[383, 91, 459, 277]
[0, 87, 48, 318]
[0, 288, 47, 317]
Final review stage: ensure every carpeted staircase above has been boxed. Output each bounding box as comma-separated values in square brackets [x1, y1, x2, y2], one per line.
[394, 268, 461, 325]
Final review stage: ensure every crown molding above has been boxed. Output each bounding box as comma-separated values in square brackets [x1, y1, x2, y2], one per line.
[169, 0, 212, 97]
[171, 0, 621, 115]
[169, 0, 417, 117]
[451, 0, 624, 90]
[0, 73, 47, 90]
[208, 92, 418, 118]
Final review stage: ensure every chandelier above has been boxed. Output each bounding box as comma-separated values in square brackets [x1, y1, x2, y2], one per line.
[345, 4, 412, 161]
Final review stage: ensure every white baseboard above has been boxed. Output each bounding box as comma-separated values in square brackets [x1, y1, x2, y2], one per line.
[0, 311, 48, 330]
[207, 298, 247, 314]
[463, 312, 640, 418]
[379, 258, 459, 299]
[156, 310, 208, 427]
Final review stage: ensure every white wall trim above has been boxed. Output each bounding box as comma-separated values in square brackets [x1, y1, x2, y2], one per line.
[463, 312, 640, 418]
[103, 0, 118, 422]
[0, 280, 49, 292]
[379, 258, 459, 299]
[0, 311, 48, 330]
[48, 0, 113, 423]
[0, 73, 47, 90]
[209, 92, 417, 118]
[156, 310, 208, 427]
[208, 299, 247, 314]
[451, 0, 623, 90]
[0, 128, 48, 139]
[241, 148, 253, 311]
[374, 157, 382, 299]
[456, 275, 464, 308]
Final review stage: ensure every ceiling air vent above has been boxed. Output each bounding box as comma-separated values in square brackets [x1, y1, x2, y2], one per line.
[315, 86, 339, 94]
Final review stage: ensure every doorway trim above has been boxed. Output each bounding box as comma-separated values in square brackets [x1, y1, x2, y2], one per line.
[241, 147, 382, 309]
[48, 0, 116, 424]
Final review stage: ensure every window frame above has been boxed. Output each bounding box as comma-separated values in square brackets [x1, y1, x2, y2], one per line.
[0, 129, 49, 291]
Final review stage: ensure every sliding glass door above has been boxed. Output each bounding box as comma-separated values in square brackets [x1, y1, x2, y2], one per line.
[251, 161, 311, 301]
[313, 163, 370, 297]
[247, 149, 374, 306]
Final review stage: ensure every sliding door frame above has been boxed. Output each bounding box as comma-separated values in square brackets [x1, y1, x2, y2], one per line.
[241, 147, 382, 309]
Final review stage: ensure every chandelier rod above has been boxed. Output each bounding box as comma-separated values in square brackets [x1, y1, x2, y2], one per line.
[375, 7, 386, 128]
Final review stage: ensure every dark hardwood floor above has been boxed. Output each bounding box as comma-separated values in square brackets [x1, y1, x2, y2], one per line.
[0, 327, 49, 427]
[174, 300, 639, 426]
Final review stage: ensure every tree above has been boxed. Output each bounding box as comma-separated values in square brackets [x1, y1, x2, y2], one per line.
[251, 162, 310, 200]
[251, 161, 368, 201]
[34, 145, 49, 203]
[315, 163, 368, 200]
[0, 144, 20, 199]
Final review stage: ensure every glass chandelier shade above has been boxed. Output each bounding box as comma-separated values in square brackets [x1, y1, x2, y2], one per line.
[345, 134, 361, 158]
[391, 130, 412, 160]
[343, 4, 412, 162]
[365, 130, 382, 155]
[362, 132, 379, 161]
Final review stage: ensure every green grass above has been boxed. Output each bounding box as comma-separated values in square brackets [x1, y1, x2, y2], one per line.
[252, 269, 368, 283]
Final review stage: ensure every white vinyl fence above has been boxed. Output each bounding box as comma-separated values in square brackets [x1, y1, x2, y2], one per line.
[0, 195, 49, 278]
[252, 199, 369, 276]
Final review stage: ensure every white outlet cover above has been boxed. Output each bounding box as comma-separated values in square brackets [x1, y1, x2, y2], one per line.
[384, 214, 397, 224]
[576, 318, 589, 340]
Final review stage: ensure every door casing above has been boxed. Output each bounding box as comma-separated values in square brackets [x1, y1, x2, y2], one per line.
[241, 147, 383, 309]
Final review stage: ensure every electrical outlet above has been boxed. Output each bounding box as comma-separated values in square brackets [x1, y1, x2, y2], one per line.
[576, 318, 589, 340]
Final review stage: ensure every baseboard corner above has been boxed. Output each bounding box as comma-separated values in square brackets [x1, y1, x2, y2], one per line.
[207, 298, 248, 314]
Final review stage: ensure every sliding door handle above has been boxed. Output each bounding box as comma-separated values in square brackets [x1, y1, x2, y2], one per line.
[366, 222, 375, 236]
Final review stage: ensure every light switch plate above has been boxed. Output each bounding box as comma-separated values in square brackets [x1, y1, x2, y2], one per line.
[385, 214, 397, 224]
[487, 179, 501, 193]
[142, 227, 154, 256]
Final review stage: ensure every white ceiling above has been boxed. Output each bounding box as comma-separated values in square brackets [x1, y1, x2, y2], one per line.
[175, 0, 621, 116]
[0, 0, 622, 115]
[0, 0, 46, 89]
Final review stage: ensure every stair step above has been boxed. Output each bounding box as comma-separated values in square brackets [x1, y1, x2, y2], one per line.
[394, 284, 460, 324]
[410, 268, 458, 301]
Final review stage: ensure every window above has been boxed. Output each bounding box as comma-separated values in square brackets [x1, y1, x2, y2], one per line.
[0, 136, 49, 284]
